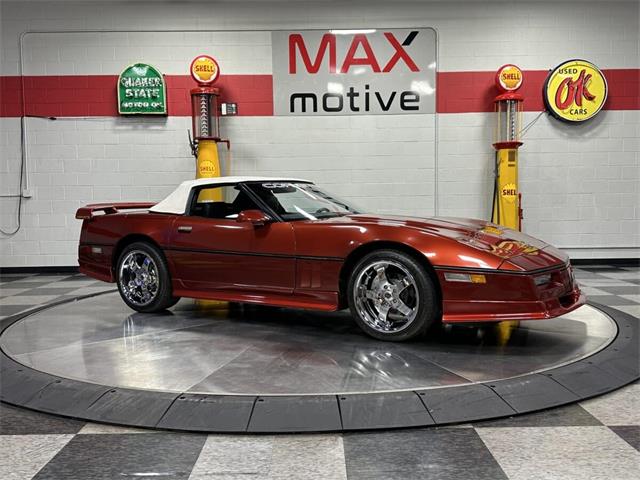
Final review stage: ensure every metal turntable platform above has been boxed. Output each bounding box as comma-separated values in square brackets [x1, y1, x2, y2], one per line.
[1, 291, 638, 433]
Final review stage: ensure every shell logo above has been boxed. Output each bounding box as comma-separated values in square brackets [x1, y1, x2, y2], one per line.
[543, 59, 607, 123]
[190, 55, 220, 85]
[495, 64, 523, 92]
[198, 160, 217, 176]
[501, 183, 518, 204]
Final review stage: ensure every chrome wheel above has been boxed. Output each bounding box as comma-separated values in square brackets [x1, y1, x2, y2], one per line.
[118, 250, 160, 307]
[353, 260, 420, 334]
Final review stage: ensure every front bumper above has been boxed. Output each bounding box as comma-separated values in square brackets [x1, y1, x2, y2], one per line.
[437, 264, 586, 323]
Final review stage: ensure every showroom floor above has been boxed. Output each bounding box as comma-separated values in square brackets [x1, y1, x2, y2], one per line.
[0, 265, 638, 480]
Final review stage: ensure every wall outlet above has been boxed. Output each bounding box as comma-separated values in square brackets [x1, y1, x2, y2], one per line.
[22, 188, 33, 198]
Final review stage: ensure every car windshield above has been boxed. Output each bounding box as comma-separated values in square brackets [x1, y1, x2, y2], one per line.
[245, 182, 362, 221]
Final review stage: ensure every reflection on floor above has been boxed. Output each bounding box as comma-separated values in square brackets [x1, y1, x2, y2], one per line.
[0, 295, 616, 395]
[0, 264, 638, 479]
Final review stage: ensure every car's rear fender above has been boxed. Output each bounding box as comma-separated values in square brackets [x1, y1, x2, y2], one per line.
[78, 212, 175, 282]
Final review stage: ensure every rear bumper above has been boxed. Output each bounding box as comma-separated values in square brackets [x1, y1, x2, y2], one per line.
[78, 244, 115, 283]
[78, 263, 113, 283]
[438, 264, 585, 323]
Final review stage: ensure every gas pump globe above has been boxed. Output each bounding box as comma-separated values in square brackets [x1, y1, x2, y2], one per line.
[492, 64, 524, 231]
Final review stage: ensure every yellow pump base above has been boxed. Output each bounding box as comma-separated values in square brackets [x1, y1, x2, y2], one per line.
[194, 139, 227, 308]
[492, 148, 519, 230]
[195, 299, 230, 313]
[491, 149, 521, 333]
[494, 320, 520, 345]
[196, 139, 222, 202]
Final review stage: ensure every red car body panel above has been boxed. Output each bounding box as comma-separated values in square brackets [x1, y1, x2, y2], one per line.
[76, 201, 585, 322]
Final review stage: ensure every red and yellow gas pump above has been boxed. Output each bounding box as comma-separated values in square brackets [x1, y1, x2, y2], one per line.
[189, 55, 230, 311]
[189, 55, 229, 201]
[491, 65, 525, 342]
[492, 64, 524, 231]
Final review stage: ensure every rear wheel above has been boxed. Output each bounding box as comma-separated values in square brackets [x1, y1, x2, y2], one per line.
[116, 242, 179, 312]
[348, 250, 438, 341]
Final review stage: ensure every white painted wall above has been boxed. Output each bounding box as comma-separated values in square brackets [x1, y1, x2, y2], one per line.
[1, 0, 638, 266]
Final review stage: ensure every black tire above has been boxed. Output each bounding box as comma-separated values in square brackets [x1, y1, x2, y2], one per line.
[116, 241, 179, 313]
[347, 249, 438, 341]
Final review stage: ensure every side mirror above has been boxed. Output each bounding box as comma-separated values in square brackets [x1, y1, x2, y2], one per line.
[236, 209, 271, 227]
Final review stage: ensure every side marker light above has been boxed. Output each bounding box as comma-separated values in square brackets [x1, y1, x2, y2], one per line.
[444, 272, 486, 284]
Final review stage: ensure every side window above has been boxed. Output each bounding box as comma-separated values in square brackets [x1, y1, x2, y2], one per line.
[189, 185, 259, 219]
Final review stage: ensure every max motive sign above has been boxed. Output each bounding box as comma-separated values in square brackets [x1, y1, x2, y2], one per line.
[271, 29, 436, 116]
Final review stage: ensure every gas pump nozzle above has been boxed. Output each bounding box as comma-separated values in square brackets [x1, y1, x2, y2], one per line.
[187, 130, 197, 158]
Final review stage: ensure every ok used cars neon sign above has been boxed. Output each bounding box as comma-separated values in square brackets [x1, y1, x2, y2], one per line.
[271, 29, 436, 116]
[543, 59, 608, 123]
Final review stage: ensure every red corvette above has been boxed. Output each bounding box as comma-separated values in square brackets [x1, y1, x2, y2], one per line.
[76, 177, 584, 341]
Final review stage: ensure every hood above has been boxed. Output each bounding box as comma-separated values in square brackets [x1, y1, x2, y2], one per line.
[323, 214, 568, 271]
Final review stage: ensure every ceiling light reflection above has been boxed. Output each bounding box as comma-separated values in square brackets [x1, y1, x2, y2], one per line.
[329, 29, 376, 35]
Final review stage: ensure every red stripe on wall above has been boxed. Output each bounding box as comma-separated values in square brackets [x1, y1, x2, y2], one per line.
[0, 74, 273, 117]
[164, 75, 273, 116]
[436, 69, 640, 113]
[0, 76, 23, 117]
[1, 69, 637, 117]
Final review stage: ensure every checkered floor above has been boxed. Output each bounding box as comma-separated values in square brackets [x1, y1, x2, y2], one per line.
[0, 266, 638, 480]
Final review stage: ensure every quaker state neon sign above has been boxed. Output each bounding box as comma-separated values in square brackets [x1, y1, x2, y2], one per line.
[118, 63, 167, 115]
[543, 59, 607, 123]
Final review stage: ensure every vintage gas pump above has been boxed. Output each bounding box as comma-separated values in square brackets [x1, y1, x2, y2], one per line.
[188, 56, 231, 311]
[492, 64, 524, 230]
[189, 55, 230, 201]
[491, 65, 525, 342]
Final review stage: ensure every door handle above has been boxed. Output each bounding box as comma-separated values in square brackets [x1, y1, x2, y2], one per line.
[177, 226, 192, 233]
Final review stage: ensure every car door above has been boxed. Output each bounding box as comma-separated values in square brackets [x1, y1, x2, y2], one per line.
[166, 183, 296, 294]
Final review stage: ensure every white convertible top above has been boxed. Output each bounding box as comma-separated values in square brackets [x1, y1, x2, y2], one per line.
[149, 176, 310, 215]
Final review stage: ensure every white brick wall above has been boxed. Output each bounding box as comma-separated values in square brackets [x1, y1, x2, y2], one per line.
[2, 1, 639, 75]
[1, 0, 639, 266]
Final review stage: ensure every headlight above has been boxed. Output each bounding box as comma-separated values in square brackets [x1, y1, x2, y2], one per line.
[534, 273, 551, 286]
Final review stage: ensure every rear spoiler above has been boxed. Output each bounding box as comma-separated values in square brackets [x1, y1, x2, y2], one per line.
[75, 202, 156, 220]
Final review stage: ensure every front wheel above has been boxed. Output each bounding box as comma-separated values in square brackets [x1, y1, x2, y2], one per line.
[348, 250, 438, 341]
[116, 242, 179, 313]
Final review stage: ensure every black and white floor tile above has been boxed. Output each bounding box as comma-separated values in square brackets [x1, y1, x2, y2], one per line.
[0, 266, 638, 479]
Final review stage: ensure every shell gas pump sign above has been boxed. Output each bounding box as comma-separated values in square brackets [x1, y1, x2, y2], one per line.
[190, 55, 221, 85]
[496, 64, 523, 92]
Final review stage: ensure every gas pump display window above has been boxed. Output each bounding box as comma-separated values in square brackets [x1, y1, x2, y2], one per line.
[247, 182, 361, 221]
